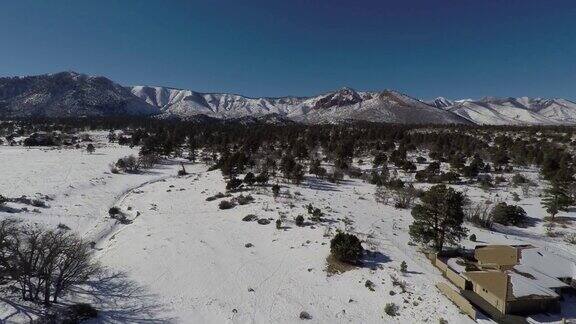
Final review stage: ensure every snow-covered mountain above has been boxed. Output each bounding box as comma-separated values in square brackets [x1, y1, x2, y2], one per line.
[440, 97, 576, 125]
[1, 71, 575, 125]
[426, 97, 454, 109]
[0, 72, 156, 118]
[130, 85, 470, 124]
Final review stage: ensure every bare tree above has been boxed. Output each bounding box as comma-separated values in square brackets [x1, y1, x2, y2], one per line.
[0, 220, 101, 305]
[393, 185, 419, 209]
[463, 200, 493, 229]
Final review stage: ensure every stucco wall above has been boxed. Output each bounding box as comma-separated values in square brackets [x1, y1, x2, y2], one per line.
[473, 282, 506, 313]
[436, 283, 477, 320]
[446, 268, 467, 290]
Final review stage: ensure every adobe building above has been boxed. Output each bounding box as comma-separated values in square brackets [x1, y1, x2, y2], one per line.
[431, 245, 575, 320]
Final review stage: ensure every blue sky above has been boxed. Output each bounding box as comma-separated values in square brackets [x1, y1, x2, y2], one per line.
[0, 0, 575, 100]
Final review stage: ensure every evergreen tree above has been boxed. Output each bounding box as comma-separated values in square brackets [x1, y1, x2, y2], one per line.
[542, 181, 574, 218]
[187, 137, 197, 162]
[272, 184, 280, 198]
[409, 185, 467, 251]
[244, 172, 256, 186]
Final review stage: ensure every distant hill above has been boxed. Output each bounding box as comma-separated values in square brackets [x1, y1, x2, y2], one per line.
[0, 72, 156, 118]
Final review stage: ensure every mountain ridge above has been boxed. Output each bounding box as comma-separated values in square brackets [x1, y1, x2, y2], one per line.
[1, 71, 575, 125]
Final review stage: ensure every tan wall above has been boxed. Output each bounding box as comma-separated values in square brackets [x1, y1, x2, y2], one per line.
[436, 283, 477, 320]
[435, 258, 448, 273]
[446, 268, 467, 290]
[473, 282, 506, 313]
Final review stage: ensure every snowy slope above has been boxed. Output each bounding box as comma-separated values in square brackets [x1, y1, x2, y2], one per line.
[0, 72, 157, 118]
[426, 97, 454, 109]
[131, 86, 470, 124]
[443, 97, 576, 125]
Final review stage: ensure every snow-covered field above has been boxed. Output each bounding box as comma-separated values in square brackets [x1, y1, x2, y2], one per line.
[1, 132, 575, 323]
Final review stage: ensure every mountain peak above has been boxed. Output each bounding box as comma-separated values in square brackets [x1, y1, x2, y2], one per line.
[312, 87, 362, 110]
[426, 97, 454, 109]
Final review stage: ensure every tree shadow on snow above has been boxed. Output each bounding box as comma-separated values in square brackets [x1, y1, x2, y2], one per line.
[0, 295, 44, 323]
[305, 177, 340, 192]
[359, 250, 391, 270]
[517, 215, 542, 228]
[71, 270, 175, 324]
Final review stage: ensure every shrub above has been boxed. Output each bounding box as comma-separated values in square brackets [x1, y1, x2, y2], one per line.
[386, 178, 405, 190]
[306, 204, 324, 221]
[365, 280, 375, 291]
[244, 172, 255, 186]
[234, 194, 254, 205]
[478, 175, 493, 190]
[440, 171, 460, 183]
[469, 234, 477, 242]
[139, 153, 159, 169]
[115, 155, 140, 173]
[108, 207, 121, 216]
[393, 185, 418, 209]
[242, 214, 258, 222]
[219, 200, 235, 210]
[564, 233, 576, 245]
[400, 261, 407, 273]
[299, 311, 312, 320]
[464, 201, 493, 229]
[384, 303, 398, 316]
[511, 173, 529, 186]
[206, 192, 230, 201]
[330, 231, 363, 263]
[257, 218, 271, 225]
[327, 169, 344, 184]
[295, 215, 305, 226]
[57, 223, 71, 231]
[226, 178, 243, 191]
[109, 164, 120, 174]
[272, 184, 280, 197]
[490, 202, 527, 226]
[110, 212, 131, 224]
[255, 172, 269, 185]
[276, 219, 282, 229]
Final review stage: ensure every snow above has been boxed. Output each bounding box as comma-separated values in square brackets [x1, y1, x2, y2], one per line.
[446, 258, 467, 274]
[0, 136, 475, 323]
[517, 247, 576, 281]
[446, 97, 576, 125]
[2, 135, 576, 323]
[130, 84, 576, 126]
[509, 272, 558, 299]
[512, 264, 568, 290]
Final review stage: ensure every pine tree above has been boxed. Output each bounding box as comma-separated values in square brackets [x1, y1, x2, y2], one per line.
[542, 181, 574, 219]
[409, 185, 467, 251]
[187, 137, 197, 162]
